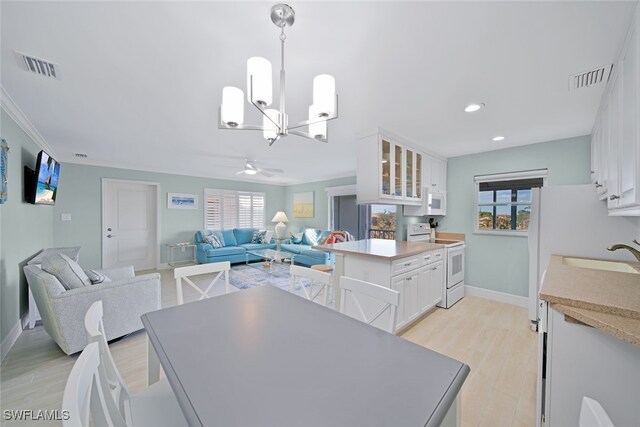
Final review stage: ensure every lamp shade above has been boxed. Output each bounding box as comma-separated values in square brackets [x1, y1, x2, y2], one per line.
[312, 74, 336, 117]
[263, 109, 280, 140]
[247, 57, 272, 106]
[271, 211, 289, 223]
[221, 86, 244, 127]
[308, 105, 327, 139]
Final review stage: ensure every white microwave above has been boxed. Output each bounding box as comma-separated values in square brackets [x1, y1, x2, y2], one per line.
[427, 191, 446, 215]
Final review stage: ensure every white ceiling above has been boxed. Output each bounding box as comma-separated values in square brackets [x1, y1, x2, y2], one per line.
[1, 1, 636, 184]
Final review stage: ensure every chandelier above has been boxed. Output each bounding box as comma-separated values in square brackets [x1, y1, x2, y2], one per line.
[218, 4, 338, 146]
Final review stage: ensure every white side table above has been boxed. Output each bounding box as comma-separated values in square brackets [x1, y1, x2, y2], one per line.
[166, 243, 197, 267]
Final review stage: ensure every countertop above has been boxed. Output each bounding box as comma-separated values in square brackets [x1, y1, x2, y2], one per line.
[540, 255, 640, 346]
[314, 239, 445, 260]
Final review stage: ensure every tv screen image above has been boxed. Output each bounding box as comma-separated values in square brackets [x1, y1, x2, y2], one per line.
[34, 151, 60, 205]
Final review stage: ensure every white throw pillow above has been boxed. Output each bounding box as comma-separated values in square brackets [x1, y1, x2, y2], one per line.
[264, 231, 274, 244]
[41, 253, 91, 290]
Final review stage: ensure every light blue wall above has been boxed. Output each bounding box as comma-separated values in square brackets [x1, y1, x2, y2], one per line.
[53, 164, 286, 269]
[0, 110, 54, 342]
[439, 135, 592, 297]
[283, 177, 356, 233]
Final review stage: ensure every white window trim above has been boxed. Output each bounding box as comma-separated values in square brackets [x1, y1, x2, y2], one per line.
[472, 169, 548, 236]
[203, 188, 267, 230]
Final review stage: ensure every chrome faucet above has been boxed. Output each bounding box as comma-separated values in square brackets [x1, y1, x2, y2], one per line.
[606, 239, 640, 262]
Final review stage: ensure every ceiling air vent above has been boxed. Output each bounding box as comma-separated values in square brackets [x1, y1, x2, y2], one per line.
[569, 64, 612, 91]
[74, 153, 88, 159]
[15, 51, 60, 79]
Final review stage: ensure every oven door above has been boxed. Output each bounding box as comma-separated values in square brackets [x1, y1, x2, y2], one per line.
[447, 245, 465, 287]
[427, 192, 446, 215]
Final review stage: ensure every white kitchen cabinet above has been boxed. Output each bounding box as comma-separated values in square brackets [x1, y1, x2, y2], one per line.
[356, 128, 424, 206]
[538, 305, 640, 426]
[425, 156, 447, 193]
[591, 3, 640, 215]
[340, 246, 445, 333]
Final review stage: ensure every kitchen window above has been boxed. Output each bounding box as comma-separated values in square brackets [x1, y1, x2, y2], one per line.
[204, 189, 266, 229]
[474, 170, 546, 235]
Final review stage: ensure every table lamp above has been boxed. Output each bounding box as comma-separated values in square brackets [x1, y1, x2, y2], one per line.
[271, 211, 289, 239]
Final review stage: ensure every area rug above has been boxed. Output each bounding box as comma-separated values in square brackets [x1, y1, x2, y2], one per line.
[229, 263, 297, 291]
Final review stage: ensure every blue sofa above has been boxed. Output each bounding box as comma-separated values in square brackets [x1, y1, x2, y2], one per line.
[280, 228, 331, 267]
[196, 228, 276, 265]
[196, 227, 330, 267]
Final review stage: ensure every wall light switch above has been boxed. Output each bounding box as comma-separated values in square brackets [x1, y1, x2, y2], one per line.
[61, 213, 72, 221]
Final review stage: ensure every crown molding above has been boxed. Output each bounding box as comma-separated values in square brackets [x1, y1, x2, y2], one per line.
[0, 86, 58, 158]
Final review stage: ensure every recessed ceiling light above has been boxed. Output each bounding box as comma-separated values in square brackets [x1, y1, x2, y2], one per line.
[492, 136, 505, 142]
[464, 103, 484, 113]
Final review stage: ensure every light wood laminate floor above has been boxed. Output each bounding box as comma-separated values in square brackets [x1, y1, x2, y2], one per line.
[1, 269, 536, 426]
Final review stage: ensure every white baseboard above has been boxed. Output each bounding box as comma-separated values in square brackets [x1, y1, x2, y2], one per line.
[157, 263, 171, 270]
[1, 313, 27, 363]
[464, 285, 528, 308]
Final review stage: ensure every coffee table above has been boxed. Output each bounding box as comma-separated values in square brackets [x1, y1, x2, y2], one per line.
[245, 248, 294, 277]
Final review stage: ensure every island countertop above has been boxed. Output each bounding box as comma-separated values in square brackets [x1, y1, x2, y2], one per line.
[540, 254, 640, 346]
[313, 239, 446, 260]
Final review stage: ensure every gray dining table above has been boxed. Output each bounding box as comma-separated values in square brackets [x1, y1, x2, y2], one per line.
[142, 285, 469, 426]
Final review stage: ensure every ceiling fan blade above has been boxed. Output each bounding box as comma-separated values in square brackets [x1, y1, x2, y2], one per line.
[235, 170, 246, 175]
[259, 171, 274, 178]
[260, 167, 284, 173]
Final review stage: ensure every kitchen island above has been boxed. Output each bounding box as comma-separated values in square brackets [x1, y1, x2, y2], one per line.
[314, 239, 446, 332]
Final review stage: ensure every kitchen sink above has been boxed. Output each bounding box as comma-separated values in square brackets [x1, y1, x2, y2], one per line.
[562, 257, 639, 274]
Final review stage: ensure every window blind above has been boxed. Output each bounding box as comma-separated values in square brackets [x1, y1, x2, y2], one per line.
[204, 189, 266, 230]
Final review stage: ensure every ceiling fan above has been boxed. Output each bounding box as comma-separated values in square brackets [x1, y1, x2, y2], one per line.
[236, 160, 284, 177]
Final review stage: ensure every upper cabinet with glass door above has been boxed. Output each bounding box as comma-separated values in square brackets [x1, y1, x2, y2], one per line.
[356, 129, 424, 206]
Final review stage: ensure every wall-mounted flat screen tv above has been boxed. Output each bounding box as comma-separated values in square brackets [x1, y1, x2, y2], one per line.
[25, 150, 60, 205]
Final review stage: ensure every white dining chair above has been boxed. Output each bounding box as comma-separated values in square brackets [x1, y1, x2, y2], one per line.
[174, 261, 231, 305]
[83, 301, 187, 426]
[289, 265, 332, 305]
[339, 276, 400, 334]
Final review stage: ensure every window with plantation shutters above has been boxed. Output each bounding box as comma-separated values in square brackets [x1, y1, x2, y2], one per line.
[204, 189, 266, 230]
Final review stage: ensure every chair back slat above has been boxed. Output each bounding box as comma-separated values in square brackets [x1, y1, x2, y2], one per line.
[84, 301, 130, 414]
[63, 342, 126, 427]
[289, 265, 332, 305]
[339, 276, 399, 334]
[174, 262, 231, 304]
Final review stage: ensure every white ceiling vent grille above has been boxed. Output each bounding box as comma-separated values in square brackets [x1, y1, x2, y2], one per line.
[569, 64, 612, 91]
[15, 51, 60, 79]
[74, 153, 88, 159]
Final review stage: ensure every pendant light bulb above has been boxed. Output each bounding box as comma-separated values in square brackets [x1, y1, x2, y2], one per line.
[263, 109, 279, 141]
[247, 57, 273, 106]
[221, 86, 244, 127]
[308, 105, 326, 139]
[313, 74, 336, 117]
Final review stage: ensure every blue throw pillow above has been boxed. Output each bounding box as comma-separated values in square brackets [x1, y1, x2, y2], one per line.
[204, 234, 223, 249]
[221, 229, 237, 246]
[290, 232, 303, 244]
[251, 230, 267, 244]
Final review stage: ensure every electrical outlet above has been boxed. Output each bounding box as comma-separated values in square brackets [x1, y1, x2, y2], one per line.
[61, 213, 72, 221]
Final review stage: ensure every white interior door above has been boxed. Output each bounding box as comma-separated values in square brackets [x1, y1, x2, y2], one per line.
[102, 179, 158, 270]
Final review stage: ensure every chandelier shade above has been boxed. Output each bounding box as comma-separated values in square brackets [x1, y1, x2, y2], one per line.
[221, 86, 244, 127]
[308, 105, 327, 139]
[218, 4, 338, 146]
[263, 109, 280, 141]
[313, 74, 336, 117]
[247, 57, 273, 106]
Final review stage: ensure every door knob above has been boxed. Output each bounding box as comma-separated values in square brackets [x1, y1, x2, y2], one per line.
[609, 194, 620, 200]
[107, 227, 112, 231]
[107, 234, 114, 238]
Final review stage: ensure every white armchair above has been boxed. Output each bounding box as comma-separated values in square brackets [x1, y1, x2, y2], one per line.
[23, 264, 161, 355]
